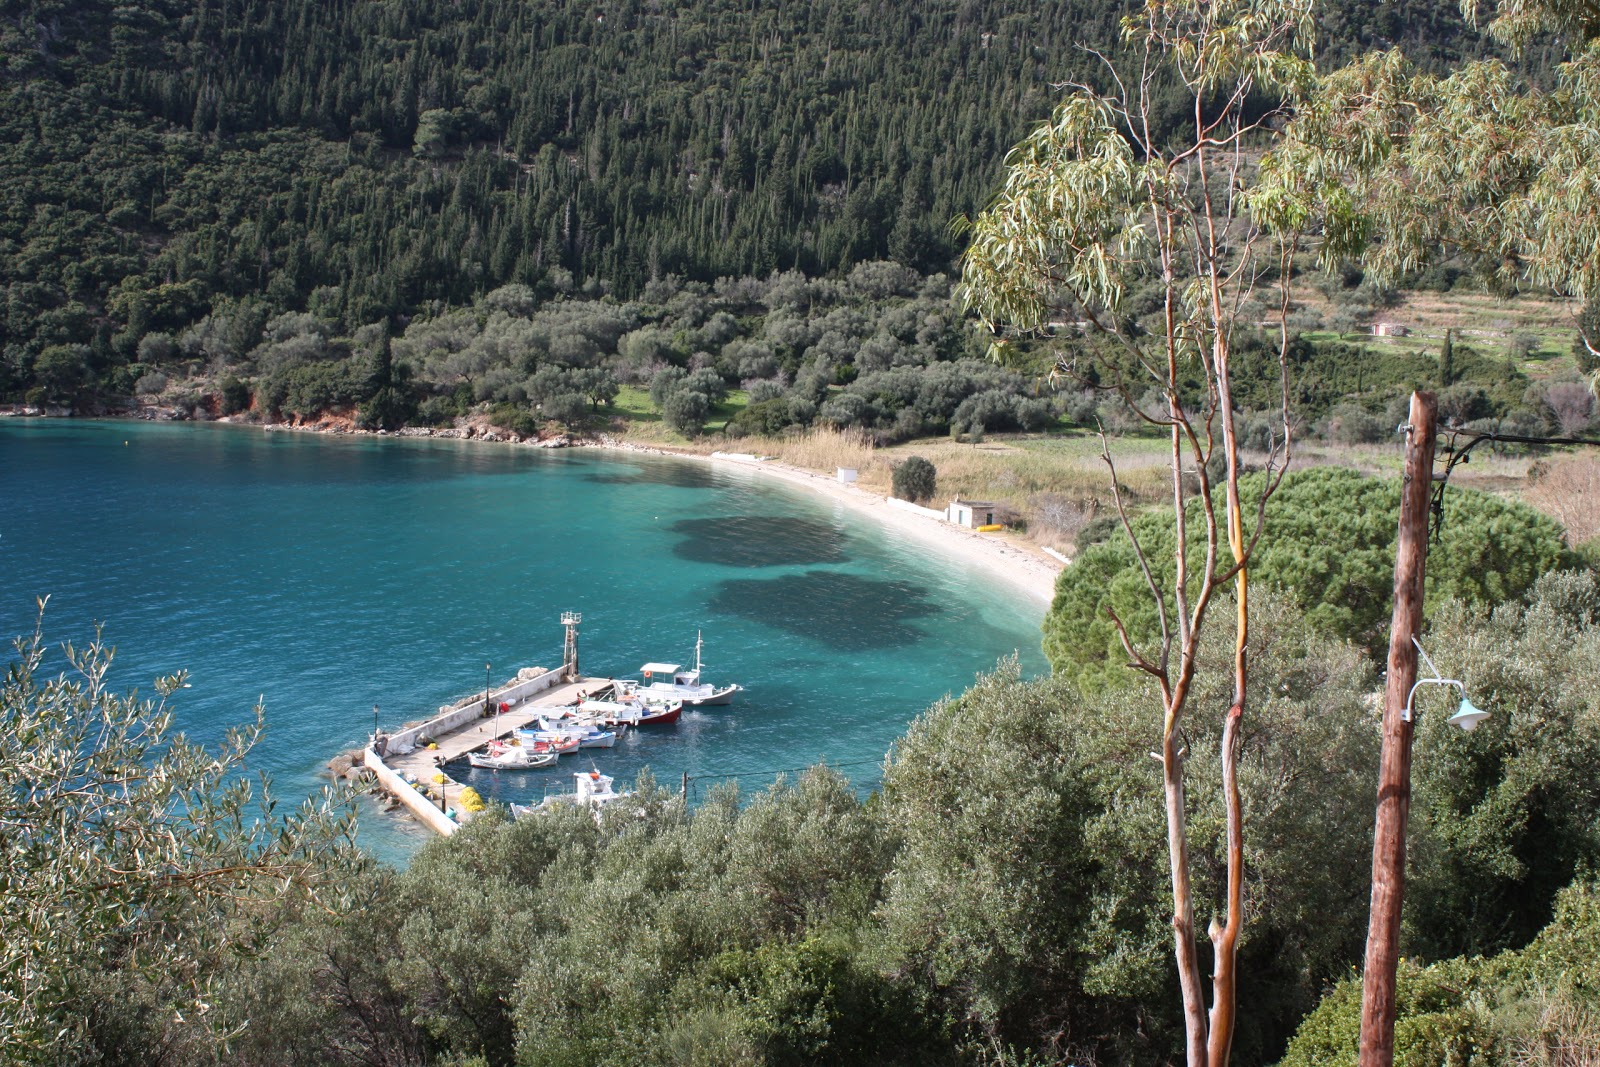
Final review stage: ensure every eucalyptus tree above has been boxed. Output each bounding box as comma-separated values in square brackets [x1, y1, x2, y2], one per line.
[958, 1, 1327, 1062]
[1259, 0, 1600, 387]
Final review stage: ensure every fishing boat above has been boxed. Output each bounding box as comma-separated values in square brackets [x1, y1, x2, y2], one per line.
[535, 770, 632, 811]
[467, 739, 559, 770]
[638, 632, 742, 706]
[582, 693, 682, 727]
[511, 728, 582, 755]
[527, 715, 620, 749]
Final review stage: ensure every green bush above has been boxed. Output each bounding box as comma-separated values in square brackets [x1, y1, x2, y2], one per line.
[881, 594, 1385, 1064]
[487, 403, 539, 437]
[1277, 958, 1501, 1067]
[891, 456, 937, 503]
[1043, 466, 1578, 683]
[1283, 877, 1600, 1067]
[217, 374, 252, 415]
[662, 389, 710, 436]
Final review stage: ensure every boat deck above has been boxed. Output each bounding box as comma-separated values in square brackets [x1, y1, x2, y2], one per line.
[383, 676, 611, 825]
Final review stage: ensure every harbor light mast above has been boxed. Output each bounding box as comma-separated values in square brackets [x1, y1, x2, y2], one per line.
[561, 611, 582, 681]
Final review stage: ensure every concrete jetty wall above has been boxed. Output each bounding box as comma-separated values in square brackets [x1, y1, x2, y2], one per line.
[385, 668, 568, 755]
[364, 746, 457, 836]
[364, 669, 603, 836]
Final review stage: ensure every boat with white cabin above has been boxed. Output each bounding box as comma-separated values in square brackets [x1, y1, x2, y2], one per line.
[638, 632, 742, 707]
[512, 770, 632, 816]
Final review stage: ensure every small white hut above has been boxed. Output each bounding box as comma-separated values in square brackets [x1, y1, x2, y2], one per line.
[947, 498, 998, 529]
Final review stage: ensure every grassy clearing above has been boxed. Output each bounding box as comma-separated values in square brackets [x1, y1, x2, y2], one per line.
[612, 385, 660, 424]
[1299, 288, 1586, 380]
[707, 389, 749, 428]
[610, 387, 750, 443]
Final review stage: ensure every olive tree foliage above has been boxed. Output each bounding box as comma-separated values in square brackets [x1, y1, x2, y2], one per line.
[1404, 569, 1600, 960]
[891, 455, 937, 503]
[878, 593, 1384, 1066]
[0, 604, 359, 1064]
[1279, 573, 1600, 1067]
[208, 769, 927, 1067]
[510, 770, 919, 1067]
[1258, 0, 1600, 392]
[957, 1, 1325, 1061]
[1281, 877, 1600, 1067]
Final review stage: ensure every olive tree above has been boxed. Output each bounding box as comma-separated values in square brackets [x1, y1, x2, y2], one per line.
[0, 604, 357, 1063]
[958, 1, 1321, 1061]
[891, 456, 937, 503]
[879, 593, 1385, 1064]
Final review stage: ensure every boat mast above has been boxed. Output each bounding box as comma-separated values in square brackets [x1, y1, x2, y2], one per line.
[695, 630, 703, 673]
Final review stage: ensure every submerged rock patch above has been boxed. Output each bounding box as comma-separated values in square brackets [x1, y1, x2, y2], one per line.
[709, 570, 935, 649]
[671, 516, 848, 567]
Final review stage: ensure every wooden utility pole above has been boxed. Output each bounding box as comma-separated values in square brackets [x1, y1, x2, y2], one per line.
[1359, 391, 1437, 1067]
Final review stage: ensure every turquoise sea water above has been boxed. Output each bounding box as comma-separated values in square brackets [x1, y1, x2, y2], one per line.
[0, 419, 1047, 860]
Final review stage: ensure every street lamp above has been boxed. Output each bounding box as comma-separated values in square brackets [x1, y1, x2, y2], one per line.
[485, 661, 492, 717]
[1403, 637, 1490, 731]
[372, 703, 380, 740]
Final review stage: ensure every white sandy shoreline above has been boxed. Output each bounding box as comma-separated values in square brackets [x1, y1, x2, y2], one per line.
[597, 439, 1064, 612]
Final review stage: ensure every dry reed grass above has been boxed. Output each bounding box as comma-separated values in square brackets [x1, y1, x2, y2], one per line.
[743, 427, 885, 485]
[1524, 455, 1600, 545]
[1511, 993, 1600, 1067]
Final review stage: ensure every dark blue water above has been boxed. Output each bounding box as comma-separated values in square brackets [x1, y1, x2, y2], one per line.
[0, 419, 1046, 859]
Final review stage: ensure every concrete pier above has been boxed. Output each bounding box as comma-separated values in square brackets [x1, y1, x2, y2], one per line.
[363, 668, 612, 835]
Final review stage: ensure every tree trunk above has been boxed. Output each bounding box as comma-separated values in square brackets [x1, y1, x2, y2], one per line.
[1359, 391, 1437, 1067]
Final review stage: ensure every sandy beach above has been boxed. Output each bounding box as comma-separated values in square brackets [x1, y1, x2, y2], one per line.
[600, 440, 1065, 610]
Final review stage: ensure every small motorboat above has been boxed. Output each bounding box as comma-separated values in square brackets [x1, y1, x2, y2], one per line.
[467, 740, 559, 770]
[530, 716, 620, 749]
[513, 727, 582, 754]
[635, 699, 683, 726]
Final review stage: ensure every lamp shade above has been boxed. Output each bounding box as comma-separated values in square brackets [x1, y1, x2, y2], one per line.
[1447, 698, 1490, 732]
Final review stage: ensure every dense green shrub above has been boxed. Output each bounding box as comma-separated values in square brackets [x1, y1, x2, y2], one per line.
[662, 390, 711, 436]
[728, 397, 800, 437]
[649, 365, 689, 409]
[1043, 466, 1579, 683]
[1277, 958, 1501, 1067]
[881, 595, 1384, 1065]
[487, 403, 540, 437]
[217, 374, 252, 415]
[1282, 877, 1600, 1067]
[1403, 570, 1600, 960]
[890, 456, 937, 502]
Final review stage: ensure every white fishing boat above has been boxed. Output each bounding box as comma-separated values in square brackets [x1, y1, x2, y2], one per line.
[517, 770, 633, 815]
[637, 631, 741, 707]
[528, 715, 620, 749]
[467, 739, 559, 770]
